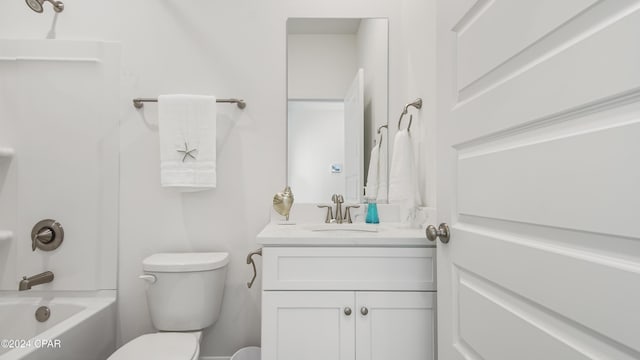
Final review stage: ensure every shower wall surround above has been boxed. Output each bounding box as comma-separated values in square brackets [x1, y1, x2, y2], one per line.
[0, 0, 436, 357]
[0, 39, 119, 291]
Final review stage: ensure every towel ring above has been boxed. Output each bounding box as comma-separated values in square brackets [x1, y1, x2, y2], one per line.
[397, 98, 422, 131]
[398, 114, 413, 131]
[376, 124, 388, 147]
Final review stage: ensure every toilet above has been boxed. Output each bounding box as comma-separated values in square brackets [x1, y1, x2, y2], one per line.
[108, 252, 229, 360]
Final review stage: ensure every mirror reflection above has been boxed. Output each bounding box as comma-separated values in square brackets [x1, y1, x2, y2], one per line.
[287, 18, 389, 204]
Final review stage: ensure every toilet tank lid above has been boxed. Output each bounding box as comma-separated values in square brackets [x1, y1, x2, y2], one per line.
[143, 252, 229, 272]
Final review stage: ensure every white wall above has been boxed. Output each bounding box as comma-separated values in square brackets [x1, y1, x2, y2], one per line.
[397, 0, 437, 208]
[288, 34, 357, 99]
[357, 19, 389, 192]
[0, 0, 436, 356]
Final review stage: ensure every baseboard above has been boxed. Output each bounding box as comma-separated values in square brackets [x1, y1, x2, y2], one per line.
[200, 357, 230, 360]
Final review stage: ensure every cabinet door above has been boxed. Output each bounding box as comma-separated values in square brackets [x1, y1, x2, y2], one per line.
[355, 292, 435, 360]
[262, 291, 356, 360]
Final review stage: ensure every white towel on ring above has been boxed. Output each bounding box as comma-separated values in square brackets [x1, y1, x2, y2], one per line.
[365, 134, 388, 201]
[388, 129, 419, 206]
[377, 137, 388, 202]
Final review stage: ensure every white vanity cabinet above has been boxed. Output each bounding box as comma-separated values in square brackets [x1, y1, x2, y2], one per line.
[258, 227, 436, 360]
[355, 291, 434, 360]
[263, 291, 355, 360]
[263, 290, 434, 360]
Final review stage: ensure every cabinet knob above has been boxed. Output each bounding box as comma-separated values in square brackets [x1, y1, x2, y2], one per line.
[344, 307, 352, 316]
[360, 306, 369, 316]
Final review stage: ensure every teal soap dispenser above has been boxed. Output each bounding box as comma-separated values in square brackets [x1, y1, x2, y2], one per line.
[365, 197, 380, 224]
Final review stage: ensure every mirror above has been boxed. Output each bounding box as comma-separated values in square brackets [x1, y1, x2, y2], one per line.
[287, 18, 389, 204]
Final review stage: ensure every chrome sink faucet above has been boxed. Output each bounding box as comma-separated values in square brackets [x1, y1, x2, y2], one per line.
[331, 194, 344, 223]
[18, 271, 54, 291]
[318, 194, 359, 224]
[317, 205, 334, 223]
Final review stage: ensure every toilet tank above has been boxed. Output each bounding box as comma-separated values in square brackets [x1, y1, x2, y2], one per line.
[141, 252, 229, 331]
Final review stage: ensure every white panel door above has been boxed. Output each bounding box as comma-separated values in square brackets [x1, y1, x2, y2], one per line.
[344, 68, 364, 203]
[436, 1, 640, 359]
[262, 291, 355, 360]
[355, 292, 435, 360]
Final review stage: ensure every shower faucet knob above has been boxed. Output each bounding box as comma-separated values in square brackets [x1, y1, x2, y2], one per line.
[35, 228, 54, 243]
[31, 219, 64, 252]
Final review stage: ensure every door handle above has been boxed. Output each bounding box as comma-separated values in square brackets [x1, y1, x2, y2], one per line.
[426, 223, 450, 243]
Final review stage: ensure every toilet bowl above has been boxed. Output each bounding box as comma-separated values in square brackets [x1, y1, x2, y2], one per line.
[108, 333, 200, 360]
[108, 252, 229, 360]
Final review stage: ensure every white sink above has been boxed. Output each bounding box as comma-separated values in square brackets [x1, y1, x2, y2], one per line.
[257, 222, 432, 247]
[304, 223, 378, 232]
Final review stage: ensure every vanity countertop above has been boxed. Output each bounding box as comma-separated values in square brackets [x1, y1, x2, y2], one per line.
[257, 222, 433, 247]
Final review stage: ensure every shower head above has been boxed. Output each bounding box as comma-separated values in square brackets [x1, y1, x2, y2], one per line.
[25, 0, 43, 12]
[26, 0, 64, 13]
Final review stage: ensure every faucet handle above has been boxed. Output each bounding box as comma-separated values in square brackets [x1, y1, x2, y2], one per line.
[317, 205, 334, 223]
[344, 205, 361, 224]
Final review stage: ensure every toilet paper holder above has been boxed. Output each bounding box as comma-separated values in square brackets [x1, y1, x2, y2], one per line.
[246, 248, 262, 288]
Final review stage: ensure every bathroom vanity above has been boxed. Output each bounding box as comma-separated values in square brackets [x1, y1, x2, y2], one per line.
[257, 223, 435, 360]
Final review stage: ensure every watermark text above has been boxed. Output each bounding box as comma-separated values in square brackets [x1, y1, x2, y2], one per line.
[1, 338, 62, 349]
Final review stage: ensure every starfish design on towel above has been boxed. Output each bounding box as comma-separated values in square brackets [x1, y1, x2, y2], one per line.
[176, 141, 198, 162]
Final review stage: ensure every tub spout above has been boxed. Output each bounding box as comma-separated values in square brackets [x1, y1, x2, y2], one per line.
[19, 271, 54, 291]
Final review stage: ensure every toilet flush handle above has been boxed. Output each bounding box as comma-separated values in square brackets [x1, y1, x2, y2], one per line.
[139, 274, 157, 284]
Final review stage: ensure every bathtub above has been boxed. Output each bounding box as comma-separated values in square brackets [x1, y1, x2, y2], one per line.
[0, 291, 116, 360]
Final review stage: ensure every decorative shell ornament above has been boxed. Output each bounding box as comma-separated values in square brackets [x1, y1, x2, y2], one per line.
[273, 186, 294, 221]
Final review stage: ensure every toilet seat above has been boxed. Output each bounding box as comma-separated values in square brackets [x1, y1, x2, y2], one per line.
[107, 333, 199, 360]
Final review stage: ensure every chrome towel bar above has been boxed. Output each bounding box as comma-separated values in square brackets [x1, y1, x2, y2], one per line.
[133, 97, 247, 109]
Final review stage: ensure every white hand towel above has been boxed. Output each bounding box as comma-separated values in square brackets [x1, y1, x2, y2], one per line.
[158, 94, 217, 191]
[388, 129, 420, 206]
[365, 144, 379, 198]
[377, 139, 388, 202]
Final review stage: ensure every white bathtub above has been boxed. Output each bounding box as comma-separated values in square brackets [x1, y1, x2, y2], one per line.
[0, 291, 116, 360]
